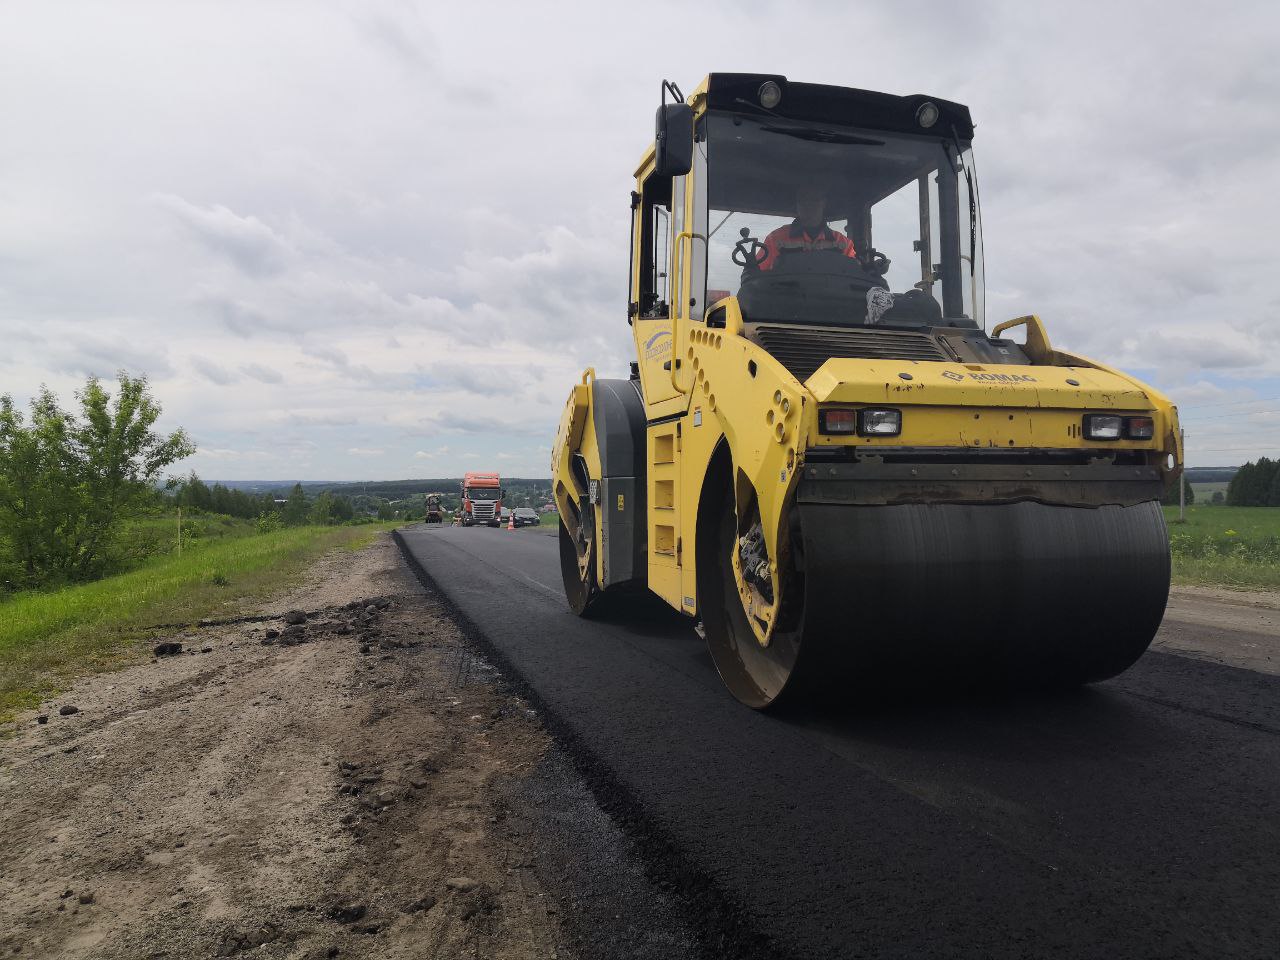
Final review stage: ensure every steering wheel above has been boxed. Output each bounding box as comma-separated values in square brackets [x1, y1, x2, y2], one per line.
[732, 227, 768, 272]
[862, 247, 891, 277]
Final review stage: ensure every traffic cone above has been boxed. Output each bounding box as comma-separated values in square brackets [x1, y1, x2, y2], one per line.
[507, 510, 515, 531]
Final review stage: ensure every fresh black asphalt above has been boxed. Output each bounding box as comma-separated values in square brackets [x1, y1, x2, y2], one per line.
[397, 524, 1280, 960]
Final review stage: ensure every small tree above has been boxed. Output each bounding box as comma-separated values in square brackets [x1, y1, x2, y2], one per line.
[282, 483, 309, 526]
[177, 472, 213, 511]
[310, 491, 336, 525]
[0, 373, 194, 587]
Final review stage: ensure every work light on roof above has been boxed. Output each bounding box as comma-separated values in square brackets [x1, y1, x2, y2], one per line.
[758, 81, 782, 109]
[916, 101, 940, 128]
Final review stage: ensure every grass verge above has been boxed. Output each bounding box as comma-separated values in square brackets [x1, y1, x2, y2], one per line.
[1171, 556, 1280, 592]
[1164, 505, 1280, 591]
[0, 523, 394, 728]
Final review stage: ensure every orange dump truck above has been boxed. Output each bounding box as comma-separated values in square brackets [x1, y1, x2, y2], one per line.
[461, 472, 503, 527]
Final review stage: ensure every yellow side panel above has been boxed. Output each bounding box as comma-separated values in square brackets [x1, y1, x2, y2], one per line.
[633, 318, 680, 406]
[647, 422, 683, 612]
[678, 398, 730, 617]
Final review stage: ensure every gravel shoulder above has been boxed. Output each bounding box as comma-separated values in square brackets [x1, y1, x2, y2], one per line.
[1158, 585, 1280, 675]
[0, 532, 695, 960]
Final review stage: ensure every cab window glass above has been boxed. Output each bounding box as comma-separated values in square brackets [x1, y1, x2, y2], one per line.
[637, 175, 671, 319]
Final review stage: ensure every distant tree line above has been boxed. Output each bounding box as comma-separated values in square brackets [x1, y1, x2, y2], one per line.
[1226, 457, 1280, 506]
[170, 476, 357, 526]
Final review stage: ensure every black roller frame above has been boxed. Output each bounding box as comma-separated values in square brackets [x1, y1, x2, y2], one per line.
[591, 379, 648, 588]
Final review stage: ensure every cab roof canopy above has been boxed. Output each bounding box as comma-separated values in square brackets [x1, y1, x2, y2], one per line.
[698, 73, 974, 141]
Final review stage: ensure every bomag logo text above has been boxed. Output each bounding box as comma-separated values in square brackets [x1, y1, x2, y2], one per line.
[946, 370, 1037, 384]
[643, 331, 671, 362]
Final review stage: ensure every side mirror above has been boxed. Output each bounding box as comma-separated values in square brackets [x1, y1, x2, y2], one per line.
[654, 103, 693, 178]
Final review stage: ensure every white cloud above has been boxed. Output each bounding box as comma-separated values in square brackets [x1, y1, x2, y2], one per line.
[1, 0, 1277, 475]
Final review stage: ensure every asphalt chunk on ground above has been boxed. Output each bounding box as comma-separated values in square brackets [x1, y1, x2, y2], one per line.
[398, 522, 1280, 960]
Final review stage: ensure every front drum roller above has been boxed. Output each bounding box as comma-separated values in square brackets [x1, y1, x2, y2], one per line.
[702, 498, 1171, 708]
[559, 506, 598, 616]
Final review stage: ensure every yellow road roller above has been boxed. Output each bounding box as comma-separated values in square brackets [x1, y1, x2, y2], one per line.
[551, 74, 1181, 708]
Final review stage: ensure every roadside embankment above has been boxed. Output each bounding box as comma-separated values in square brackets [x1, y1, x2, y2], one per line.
[0, 524, 393, 727]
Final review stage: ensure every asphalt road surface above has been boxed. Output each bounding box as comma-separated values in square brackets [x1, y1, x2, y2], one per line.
[397, 524, 1280, 960]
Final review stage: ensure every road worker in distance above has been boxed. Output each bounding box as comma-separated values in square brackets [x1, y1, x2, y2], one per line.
[759, 181, 858, 271]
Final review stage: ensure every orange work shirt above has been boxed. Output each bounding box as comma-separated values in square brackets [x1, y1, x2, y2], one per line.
[760, 221, 857, 271]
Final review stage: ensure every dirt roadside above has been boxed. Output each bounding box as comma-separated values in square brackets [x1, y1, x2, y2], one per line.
[1158, 585, 1280, 675]
[0, 533, 573, 960]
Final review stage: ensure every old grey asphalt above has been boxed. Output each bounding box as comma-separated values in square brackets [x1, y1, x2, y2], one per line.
[397, 523, 1280, 960]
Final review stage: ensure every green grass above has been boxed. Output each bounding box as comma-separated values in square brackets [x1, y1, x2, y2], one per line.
[1163, 505, 1280, 539]
[106, 510, 260, 573]
[1163, 505, 1280, 590]
[0, 523, 395, 728]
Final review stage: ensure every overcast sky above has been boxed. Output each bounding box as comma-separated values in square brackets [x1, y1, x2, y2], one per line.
[2, 0, 1278, 479]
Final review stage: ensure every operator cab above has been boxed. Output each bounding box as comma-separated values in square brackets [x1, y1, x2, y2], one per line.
[633, 75, 985, 333]
[701, 94, 984, 330]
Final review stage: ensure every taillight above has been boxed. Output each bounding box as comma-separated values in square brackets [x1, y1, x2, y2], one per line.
[1126, 416, 1154, 440]
[820, 409, 857, 434]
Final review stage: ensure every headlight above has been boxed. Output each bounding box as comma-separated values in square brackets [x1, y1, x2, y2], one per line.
[758, 81, 782, 110]
[859, 408, 903, 436]
[1083, 414, 1124, 440]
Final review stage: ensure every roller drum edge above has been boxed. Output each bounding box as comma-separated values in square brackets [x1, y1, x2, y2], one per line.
[793, 499, 1171, 694]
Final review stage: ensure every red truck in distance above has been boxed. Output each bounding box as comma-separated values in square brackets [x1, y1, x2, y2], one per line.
[461, 472, 503, 527]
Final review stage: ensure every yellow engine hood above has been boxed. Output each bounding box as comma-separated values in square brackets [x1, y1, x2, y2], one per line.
[805, 359, 1153, 410]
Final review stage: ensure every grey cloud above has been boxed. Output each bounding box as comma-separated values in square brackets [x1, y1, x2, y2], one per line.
[240, 362, 283, 384]
[422, 362, 525, 396]
[350, 6, 438, 70]
[417, 412, 538, 435]
[158, 195, 292, 277]
[190, 355, 236, 385]
[44, 336, 173, 380]
[1144, 335, 1262, 371]
[298, 343, 384, 384]
[196, 295, 274, 338]
[283, 412, 360, 427]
